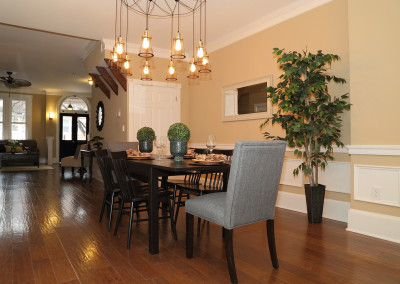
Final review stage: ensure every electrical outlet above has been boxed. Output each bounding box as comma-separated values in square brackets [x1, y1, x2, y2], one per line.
[371, 186, 381, 200]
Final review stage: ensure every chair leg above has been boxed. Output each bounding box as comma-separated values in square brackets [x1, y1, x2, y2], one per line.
[108, 192, 115, 232]
[167, 198, 178, 240]
[186, 213, 194, 258]
[114, 200, 123, 236]
[197, 217, 202, 236]
[266, 219, 279, 269]
[224, 229, 238, 284]
[127, 203, 134, 249]
[174, 188, 183, 224]
[99, 192, 108, 222]
[61, 167, 65, 175]
[71, 167, 74, 173]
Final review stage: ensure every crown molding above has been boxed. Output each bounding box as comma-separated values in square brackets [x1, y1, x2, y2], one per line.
[207, 0, 333, 53]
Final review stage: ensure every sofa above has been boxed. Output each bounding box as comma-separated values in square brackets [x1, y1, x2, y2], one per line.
[0, 139, 40, 168]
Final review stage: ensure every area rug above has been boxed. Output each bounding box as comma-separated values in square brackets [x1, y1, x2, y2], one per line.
[0, 165, 54, 172]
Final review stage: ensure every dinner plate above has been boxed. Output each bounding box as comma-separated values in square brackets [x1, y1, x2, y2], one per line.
[191, 159, 224, 165]
[127, 155, 152, 160]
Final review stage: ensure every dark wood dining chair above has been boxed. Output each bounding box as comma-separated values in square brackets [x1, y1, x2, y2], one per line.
[94, 149, 120, 232]
[109, 151, 177, 248]
[185, 141, 287, 283]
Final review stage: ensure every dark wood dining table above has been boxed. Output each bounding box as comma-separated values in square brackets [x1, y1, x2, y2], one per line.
[126, 157, 231, 254]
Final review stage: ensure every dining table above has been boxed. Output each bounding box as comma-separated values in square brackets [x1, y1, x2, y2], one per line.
[126, 156, 231, 254]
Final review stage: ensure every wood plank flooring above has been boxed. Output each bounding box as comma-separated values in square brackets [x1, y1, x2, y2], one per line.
[0, 167, 399, 283]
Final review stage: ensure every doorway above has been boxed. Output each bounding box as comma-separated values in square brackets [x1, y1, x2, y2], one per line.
[128, 79, 181, 143]
[59, 113, 89, 160]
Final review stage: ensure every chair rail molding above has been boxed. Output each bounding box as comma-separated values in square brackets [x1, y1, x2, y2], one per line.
[347, 145, 400, 156]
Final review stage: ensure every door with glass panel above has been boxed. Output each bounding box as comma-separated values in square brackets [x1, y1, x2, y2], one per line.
[59, 113, 89, 160]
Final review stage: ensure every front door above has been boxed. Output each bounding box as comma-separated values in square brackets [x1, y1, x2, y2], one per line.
[59, 113, 89, 160]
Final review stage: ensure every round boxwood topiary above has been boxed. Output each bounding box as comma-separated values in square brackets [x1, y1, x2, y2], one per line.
[137, 127, 156, 141]
[167, 123, 190, 141]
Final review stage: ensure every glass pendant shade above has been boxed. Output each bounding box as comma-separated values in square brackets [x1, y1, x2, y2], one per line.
[116, 36, 125, 54]
[187, 57, 199, 79]
[166, 60, 177, 81]
[171, 31, 186, 59]
[195, 40, 205, 63]
[199, 53, 211, 73]
[141, 60, 152, 80]
[121, 54, 132, 76]
[139, 30, 154, 58]
[112, 47, 119, 63]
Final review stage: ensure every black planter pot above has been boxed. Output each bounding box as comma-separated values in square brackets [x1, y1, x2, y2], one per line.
[305, 184, 326, 224]
[170, 140, 187, 162]
[139, 140, 153, 153]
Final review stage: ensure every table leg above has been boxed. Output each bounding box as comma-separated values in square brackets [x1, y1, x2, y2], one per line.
[88, 153, 93, 182]
[80, 153, 84, 179]
[149, 167, 159, 254]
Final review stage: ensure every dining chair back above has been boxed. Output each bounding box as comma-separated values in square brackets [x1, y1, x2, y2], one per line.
[185, 141, 287, 283]
[108, 151, 137, 201]
[95, 149, 120, 231]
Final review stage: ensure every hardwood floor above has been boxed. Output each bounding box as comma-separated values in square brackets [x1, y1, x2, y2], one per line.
[0, 167, 399, 283]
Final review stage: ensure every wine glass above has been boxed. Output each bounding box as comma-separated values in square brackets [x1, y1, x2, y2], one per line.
[206, 135, 216, 155]
[154, 136, 167, 160]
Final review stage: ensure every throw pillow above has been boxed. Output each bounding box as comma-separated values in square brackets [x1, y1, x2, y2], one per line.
[4, 146, 24, 153]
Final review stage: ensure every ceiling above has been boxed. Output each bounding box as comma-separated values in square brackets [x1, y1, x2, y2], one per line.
[0, 0, 330, 95]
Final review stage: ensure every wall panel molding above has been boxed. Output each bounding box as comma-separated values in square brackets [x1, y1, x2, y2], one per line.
[354, 164, 400, 207]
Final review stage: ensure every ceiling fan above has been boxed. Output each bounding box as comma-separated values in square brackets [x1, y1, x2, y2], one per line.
[0, 71, 32, 88]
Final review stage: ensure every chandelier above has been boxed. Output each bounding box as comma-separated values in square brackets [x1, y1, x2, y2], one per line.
[111, 0, 211, 81]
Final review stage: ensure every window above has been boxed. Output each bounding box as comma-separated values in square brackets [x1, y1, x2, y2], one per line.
[0, 94, 32, 139]
[222, 76, 273, 122]
[60, 96, 88, 112]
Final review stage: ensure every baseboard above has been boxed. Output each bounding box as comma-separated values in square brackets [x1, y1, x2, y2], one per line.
[347, 209, 400, 244]
[276, 191, 349, 223]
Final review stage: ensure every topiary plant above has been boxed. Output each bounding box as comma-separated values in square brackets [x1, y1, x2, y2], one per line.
[167, 123, 190, 141]
[137, 127, 156, 141]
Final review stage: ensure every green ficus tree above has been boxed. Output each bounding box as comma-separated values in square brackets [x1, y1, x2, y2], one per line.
[261, 48, 350, 187]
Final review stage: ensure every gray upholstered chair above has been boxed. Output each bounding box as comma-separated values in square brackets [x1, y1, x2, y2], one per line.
[185, 141, 286, 283]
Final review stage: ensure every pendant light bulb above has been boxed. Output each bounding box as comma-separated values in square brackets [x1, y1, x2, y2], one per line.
[202, 56, 208, 65]
[174, 32, 183, 51]
[190, 61, 196, 72]
[169, 65, 175, 75]
[142, 30, 150, 49]
[124, 60, 130, 69]
[116, 36, 125, 54]
[196, 40, 204, 59]
[144, 64, 150, 75]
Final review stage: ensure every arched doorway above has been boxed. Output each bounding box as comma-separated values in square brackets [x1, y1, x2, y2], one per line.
[58, 96, 89, 160]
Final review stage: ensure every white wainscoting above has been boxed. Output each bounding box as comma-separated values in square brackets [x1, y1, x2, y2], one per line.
[319, 161, 351, 194]
[276, 191, 350, 222]
[354, 164, 400, 207]
[348, 145, 400, 156]
[347, 209, 400, 244]
[280, 159, 303, 187]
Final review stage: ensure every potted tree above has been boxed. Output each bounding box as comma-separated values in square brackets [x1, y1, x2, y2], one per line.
[90, 136, 104, 150]
[167, 122, 190, 162]
[137, 126, 156, 153]
[261, 48, 350, 224]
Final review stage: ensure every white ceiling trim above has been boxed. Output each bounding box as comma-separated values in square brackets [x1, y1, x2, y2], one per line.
[207, 0, 333, 53]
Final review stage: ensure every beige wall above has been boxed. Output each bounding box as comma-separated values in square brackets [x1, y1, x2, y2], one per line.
[348, 0, 400, 145]
[348, 0, 400, 217]
[188, 0, 350, 145]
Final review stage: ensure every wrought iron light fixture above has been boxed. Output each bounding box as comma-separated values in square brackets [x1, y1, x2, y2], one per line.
[114, 0, 210, 81]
